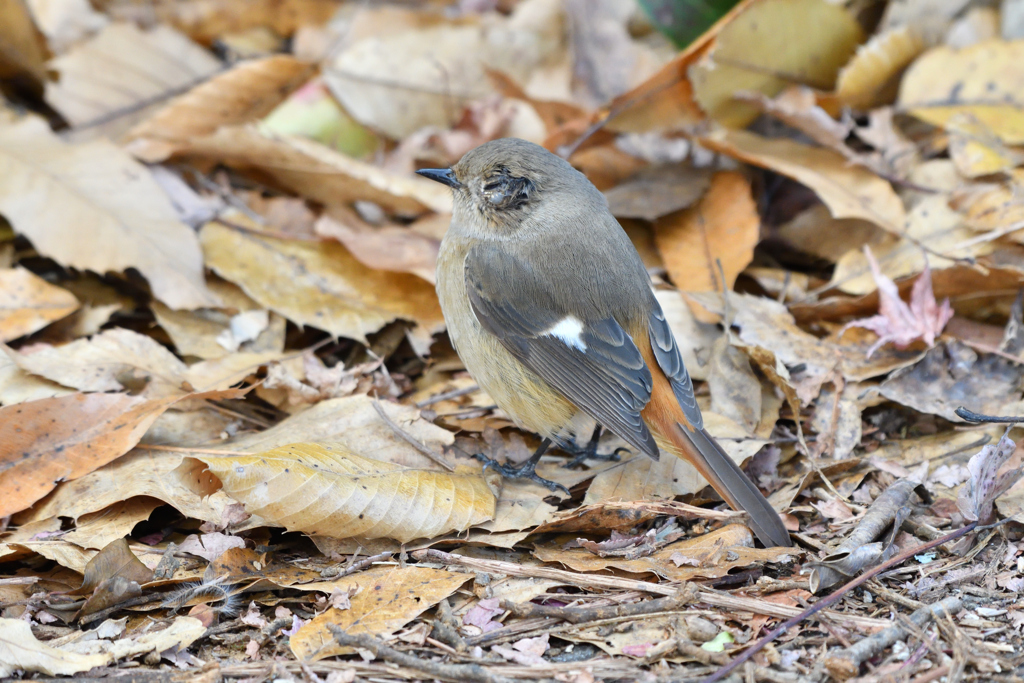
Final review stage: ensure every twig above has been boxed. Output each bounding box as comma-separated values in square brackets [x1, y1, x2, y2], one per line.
[326, 625, 514, 683]
[504, 587, 696, 624]
[823, 595, 962, 680]
[955, 407, 1024, 424]
[415, 384, 480, 408]
[958, 340, 1024, 366]
[412, 548, 678, 596]
[372, 397, 454, 471]
[319, 552, 393, 579]
[700, 520, 980, 683]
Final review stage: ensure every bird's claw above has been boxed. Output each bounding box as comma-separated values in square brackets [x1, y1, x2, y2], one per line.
[561, 445, 628, 469]
[473, 453, 571, 495]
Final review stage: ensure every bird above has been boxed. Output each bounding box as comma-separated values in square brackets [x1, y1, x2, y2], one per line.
[416, 137, 791, 548]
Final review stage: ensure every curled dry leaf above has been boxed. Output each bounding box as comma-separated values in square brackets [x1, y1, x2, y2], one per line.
[654, 171, 759, 322]
[315, 213, 439, 284]
[200, 219, 444, 344]
[834, 26, 926, 110]
[198, 442, 498, 543]
[958, 430, 1021, 522]
[690, 0, 863, 128]
[603, 164, 710, 221]
[0, 267, 79, 342]
[0, 117, 218, 310]
[125, 55, 316, 162]
[899, 39, 1024, 143]
[0, 0, 49, 88]
[45, 22, 222, 140]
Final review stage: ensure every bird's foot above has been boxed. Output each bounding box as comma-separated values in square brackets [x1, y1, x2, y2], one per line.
[473, 453, 570, 495]
[560, 443, 628, 469]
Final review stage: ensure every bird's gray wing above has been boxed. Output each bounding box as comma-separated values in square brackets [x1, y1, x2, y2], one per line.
[465, 243, 659, 458]
[647, 301, 703, 430]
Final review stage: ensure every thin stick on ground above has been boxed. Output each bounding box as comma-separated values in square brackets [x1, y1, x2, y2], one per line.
[372, 396, 455, 471]
[326, 625, 514, 683]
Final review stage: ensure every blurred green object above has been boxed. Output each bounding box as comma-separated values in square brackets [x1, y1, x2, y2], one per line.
[637, 0, 743, 48]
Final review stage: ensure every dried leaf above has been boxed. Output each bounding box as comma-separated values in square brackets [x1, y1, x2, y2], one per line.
[0, 0, 48, 87]
[45, 22, 221, 140]
[77, 537, 154, 595]
[200, 219, 444, 344]
[899, 39, 1024, 143]
[604, 164, 711, 221]
[0, 267, 79, 342]
[124, 55, 315, 162]
[198, 442, 497, 542]
[314, 213, 439, 284]
[0, 117, 218, 309]
[958, 430, 1021, 522]
[834, 26, 926, 110]
[0, 618, 108, 676]
[654, 171, 759, 321]
[842, 246, 953, 357]
[689, 0, 863, 128]
[700, 128, 906, 233]
[289, 565, 471, 660]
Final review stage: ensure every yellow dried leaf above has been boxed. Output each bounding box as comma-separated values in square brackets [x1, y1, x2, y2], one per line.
[199, 442, 497, 543]
[0, 267, 79, 342]
[200, 218, 444, 344]
[690, 0, 863, 128]
[290, 565, 471, 660]
[946, 113, 1024, 178]
[0, 117, 218, 309]
[834, 26, 926, 110]
[899, 40, 1024, 144]
[700, 128, 906, 233]
[125, 55, 315, 162]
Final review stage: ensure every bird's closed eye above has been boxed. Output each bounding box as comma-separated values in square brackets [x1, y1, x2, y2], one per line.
[481, 172, 533, 210]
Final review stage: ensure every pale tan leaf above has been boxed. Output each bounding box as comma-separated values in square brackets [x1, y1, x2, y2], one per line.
[0, 350, 74, 405]
[175, 126, 451, 216]
[61, 499, 162, 550]
[200, 219, 444, 344]
[835, 26, 926, 110]
[690, 0, 863, 128]
[44, 22, 221, 139]
[0, 117, 218, 309]
[198, 442, 497, 543]
[289, 565, 471, 660]
[314, 213, 439, 284]
[0, 267, 79, 342]
[700, 128, 907, 233]
[24, 0, 108, 54]
[654, 171, 759, 322]
[899, 39, 1024, 143]
[125, 55, 315, 162]
[946, 113, 1024, 177]
[0, 618, 108, 677]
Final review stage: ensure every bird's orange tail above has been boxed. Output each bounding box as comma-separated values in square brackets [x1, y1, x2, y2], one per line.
[639, 344, 792, 547]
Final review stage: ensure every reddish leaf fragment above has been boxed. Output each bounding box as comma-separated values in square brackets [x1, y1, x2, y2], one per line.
[842, 246, 953, 357]
[463, 597, 503, 633]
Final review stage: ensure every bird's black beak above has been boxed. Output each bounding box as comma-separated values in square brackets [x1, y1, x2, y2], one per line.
[416, 168, 462, 189]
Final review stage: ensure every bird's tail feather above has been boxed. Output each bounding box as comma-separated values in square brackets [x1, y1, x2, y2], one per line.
[669, 424, 791, 548]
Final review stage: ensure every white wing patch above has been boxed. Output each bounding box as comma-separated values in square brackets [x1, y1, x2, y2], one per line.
[543, 316, 587, 351]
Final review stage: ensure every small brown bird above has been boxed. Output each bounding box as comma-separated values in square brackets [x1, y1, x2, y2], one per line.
[418, 138, 791, 547]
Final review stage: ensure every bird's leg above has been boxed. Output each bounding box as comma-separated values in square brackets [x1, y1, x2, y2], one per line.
[473, 438, 570, 495]
[560, 425, 628, 468]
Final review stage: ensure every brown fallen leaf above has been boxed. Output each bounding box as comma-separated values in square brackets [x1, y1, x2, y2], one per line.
[834, 26, 926, 110]
[198, 442, 497, 542]
[0, 267, 79, 342]
[0, 117, 218, 310]
[200, 218, 445, 345]
[74, 537, 154, 615]
[45, 22, 222, 140]
[61, 499, 162, 551]
[899, 39, 1024, 143]
[289, 565, 471, 660]
[0, 0, 49, 90]
[604, 164, 710, 221]
[654, 171, 759, 322]
[690, 0, 863, 128]
[0, 387, 242, 518]
[841, 246, 953, 357]
[124, 54, 315, 162]
[314, 212, 439, 284]
[699, 127, 906, 234]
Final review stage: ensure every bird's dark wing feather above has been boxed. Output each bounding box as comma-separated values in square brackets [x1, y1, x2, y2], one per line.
[647, 302, 703, 430]
[465, 243, 659, 458]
